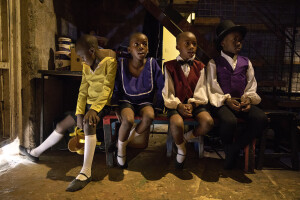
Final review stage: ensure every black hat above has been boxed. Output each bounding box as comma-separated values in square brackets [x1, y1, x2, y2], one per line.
[215, 20, 247, 50]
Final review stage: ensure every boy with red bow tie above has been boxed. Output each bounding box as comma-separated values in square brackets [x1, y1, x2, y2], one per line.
[162, 32, 214, 169]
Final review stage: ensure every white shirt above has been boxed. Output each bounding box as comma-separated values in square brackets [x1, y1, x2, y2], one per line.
[206, 51, 261, 108]
[162, 55, 208, 109]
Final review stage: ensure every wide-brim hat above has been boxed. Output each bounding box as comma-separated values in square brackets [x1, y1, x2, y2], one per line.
[215, 20, 247, 50]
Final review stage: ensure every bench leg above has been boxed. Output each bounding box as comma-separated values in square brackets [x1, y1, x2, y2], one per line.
[103, 119, 114, 167]
[257, 129, 268, 170]
[166, 127, 173, 157]
[244, 139, 256, 173]
[197, 136, 204, 158]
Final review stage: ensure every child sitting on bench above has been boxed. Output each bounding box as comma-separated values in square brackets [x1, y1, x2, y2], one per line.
[111, 32, 164, 168]
[162, 31, 214, 169]
[206, 20, 268, 169]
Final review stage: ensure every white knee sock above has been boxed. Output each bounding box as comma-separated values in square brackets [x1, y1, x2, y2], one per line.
[76, 134, 96, 181]
[176, 142, 186, 163]
[117, 139, 128, 166]
[184, 130, 196, 141]
[30, 130, 64, 157]
[127, 126, 140, 142]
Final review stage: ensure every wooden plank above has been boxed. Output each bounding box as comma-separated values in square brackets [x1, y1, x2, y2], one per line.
[0, 62, 8, 69]
[194, 17, 220, 26]
[0, 0, 9, 62]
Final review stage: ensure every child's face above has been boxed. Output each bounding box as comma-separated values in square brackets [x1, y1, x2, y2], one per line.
[128, 34, 149, 61]
[176, 33, 197, 60]
[221, 31, 243, 55]
[76, 46, 95, 66]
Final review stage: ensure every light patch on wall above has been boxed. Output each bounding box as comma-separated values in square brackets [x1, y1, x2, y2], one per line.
[162, 13, 195, 67]
[0, 138, 33, 175]
[162, 27, 177, 66]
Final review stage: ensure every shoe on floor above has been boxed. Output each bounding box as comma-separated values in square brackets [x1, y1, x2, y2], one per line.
[116, 154, 128, 169]
[19, 145, 39, 162]
[175, 152, 186, 170]
[66, 173, 91, 192]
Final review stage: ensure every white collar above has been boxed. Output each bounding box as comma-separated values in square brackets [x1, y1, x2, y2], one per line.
[176, 55, 195, 62]
[221, 51, 237, 65]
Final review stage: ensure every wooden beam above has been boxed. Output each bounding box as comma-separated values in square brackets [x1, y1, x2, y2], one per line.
[138, 0, 219, 63]
[194, 17, 220, 26]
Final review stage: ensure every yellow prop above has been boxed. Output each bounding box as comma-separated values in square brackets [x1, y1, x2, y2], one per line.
[68, 127, 101, 155]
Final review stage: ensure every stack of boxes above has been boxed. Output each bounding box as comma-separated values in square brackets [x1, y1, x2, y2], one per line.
[55, 37, 83, 71]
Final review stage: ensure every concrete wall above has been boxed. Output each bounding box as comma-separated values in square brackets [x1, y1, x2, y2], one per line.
[21, 0, 57, 147]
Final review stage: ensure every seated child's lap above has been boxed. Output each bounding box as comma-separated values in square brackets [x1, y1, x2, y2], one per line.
[119, 102, 153, 116]
[69, 104, 111, 129]
[167, 105, 208, 119]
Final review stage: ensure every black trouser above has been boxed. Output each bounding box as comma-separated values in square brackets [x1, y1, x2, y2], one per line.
[212, 105, 268, 149]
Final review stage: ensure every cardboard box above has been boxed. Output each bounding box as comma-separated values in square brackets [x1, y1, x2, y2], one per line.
[71, 48, 83, 71]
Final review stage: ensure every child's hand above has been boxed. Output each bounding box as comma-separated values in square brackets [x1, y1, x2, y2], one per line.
[186, 103, 193, 112]
[177, 103, 193, 118]
[225, 98, 241, 112]
[77, 114, 84, 129]
[83, 109, 100, 127]
[241, 98, 251, 112]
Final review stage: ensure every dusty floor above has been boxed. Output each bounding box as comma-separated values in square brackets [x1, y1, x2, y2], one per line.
[0, 135, 300, 200]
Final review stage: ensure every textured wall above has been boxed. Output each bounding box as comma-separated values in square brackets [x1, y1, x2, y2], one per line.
[20, 0, 56, 147]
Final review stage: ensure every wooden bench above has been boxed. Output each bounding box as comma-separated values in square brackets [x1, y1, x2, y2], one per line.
[103, 114, 257, 172]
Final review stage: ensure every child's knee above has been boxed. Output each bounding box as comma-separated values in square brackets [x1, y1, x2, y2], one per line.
[122, 116, 135, 128]
[170, 116, 184, 129]
[205, 116, 214, 131]
[83, 123, 96, 135]
[142, 112, 154, 125]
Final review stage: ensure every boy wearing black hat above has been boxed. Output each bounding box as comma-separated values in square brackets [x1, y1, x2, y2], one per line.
[206, 20, 268, 169]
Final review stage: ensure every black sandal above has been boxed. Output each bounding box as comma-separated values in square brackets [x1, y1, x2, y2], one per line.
[175, 152, 186, 169]
[116, 154, 128, 169]
[66, 173, 92, 192]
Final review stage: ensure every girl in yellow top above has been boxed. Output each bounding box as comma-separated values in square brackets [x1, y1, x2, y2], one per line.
[19, 34, 117, 192]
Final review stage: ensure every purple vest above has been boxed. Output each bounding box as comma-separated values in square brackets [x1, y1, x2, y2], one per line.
[215, 55, 248, 98]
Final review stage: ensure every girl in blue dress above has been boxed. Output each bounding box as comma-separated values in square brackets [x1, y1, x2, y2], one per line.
[111, 33, 164, 168]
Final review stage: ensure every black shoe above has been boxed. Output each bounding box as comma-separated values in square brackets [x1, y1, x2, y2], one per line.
[175, 153, 186, 170]
[66, 173, 91, 192]
[116, 154, 128, 169]
[19, 145, 39, 162]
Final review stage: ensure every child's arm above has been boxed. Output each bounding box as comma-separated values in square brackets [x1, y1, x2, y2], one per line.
[162, 66, 181, 109]
[75, 66, 88, 128]
[240, 60, 261, 105]
[187, 67, 209, 108]
[152, 59, 165, 113]
[206, 59, 232, 107]
[162, 65, 192, 117]
[110, 62, 121, 106]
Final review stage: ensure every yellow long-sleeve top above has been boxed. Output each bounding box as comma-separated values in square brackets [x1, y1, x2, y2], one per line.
[75, 56, 117, 115]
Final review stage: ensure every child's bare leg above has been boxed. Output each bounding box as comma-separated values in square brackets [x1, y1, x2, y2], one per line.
[66, 122, 96, 192]
[128, 105, 154, 148]
[169, 114, 186, 165]
[22, 115, 75, 159]
[119, 108, 135, 141]
[184, 111, 214, 141]
[135, 105, 154, 134]
[117, 108, 135, 167]
[127, 127, 150, 148]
